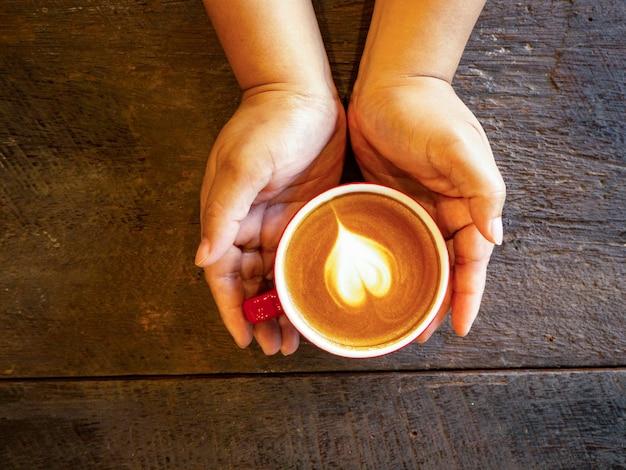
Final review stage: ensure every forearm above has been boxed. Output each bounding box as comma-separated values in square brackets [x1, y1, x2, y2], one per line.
[355, 0, 485, 89]
[202, 0, 335, 96]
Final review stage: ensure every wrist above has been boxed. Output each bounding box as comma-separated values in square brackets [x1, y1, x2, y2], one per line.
[352, 57, 456, 99]
[241, 80, 340, 112]
[351, 75, 453, 114]
[353, 0, 485, 94]
[204, 0, 337, 100]
[240, 64, 338, 104]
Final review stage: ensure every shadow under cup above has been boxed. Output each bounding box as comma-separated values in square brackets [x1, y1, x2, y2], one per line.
[244, 183, 450, 358]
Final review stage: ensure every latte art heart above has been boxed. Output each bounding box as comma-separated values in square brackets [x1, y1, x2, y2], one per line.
[324, 221, 394, 308]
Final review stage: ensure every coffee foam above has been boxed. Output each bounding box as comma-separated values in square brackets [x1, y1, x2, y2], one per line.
[282, 192, 441, 350]
[324, 219, 395, 307]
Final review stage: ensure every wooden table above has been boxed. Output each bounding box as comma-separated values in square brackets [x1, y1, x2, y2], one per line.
[1, 0, 624, 467]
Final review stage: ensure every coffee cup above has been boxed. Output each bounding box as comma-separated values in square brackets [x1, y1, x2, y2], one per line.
[243, 183, 449, 358]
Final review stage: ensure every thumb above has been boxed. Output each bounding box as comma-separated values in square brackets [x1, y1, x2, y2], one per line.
[444, 126, 506, 245]
[468, 192, 505, 246]
[195, 160, 270, 267]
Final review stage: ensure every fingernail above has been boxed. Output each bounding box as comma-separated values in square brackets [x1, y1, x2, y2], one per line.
[490, 217, 503, 246]
[194, 239, 211, 267]
[234, 333, 253, 350]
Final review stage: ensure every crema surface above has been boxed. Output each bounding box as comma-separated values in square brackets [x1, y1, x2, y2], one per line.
[282, 192, 441, 350]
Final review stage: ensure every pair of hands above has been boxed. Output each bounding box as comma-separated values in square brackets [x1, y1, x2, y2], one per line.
[195, 77, 506, 356]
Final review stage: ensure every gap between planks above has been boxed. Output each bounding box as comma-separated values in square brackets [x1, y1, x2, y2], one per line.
[0, 365, 624, 384]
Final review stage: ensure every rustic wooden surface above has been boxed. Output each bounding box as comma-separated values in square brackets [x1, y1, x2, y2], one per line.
[2, 370, 625, 469]
[0, 0, 624, 467]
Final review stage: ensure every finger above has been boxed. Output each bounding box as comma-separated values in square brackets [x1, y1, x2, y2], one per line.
[195, 153, 272, 267]
[468, 197, 505, 246]
[205, 245, 253, 349]
[440, 123, 506, 245]
[278, 314, 300, 355]
[417, 262, 453, 343]
[234, 204, 264, 249]
[240, 250, 266, 299]
[250, 301, 301, 356]
[449, 224, 494, 336]
[252, 320, 282, 355]
[256, 201, 302, 277]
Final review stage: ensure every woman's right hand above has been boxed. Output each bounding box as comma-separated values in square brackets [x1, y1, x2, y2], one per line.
[195, 88, 346, 355]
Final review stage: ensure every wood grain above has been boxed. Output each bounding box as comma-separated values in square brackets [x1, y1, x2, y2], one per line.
[1, 0, 624, 377]
[1, 0, 624, 466]
[1, 369, 625, 469]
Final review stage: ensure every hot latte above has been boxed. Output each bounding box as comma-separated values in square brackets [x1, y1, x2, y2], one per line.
[279, 189, 445, 352]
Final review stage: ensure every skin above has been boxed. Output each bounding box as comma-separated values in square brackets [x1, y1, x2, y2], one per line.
[349, 0, 506, 340]
[196, 0, 506, 354]
[196, 0, 346, 355]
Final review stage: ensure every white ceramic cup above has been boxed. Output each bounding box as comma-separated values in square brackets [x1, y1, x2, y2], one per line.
[243, 183, 450, 358]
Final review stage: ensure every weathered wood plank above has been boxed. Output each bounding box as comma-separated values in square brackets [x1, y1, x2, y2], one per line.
[1, 0, 624, 377]
[1, 369, 625, 469]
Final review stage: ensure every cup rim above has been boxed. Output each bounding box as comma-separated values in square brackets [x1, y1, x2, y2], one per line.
[274, 183, 450, 358]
